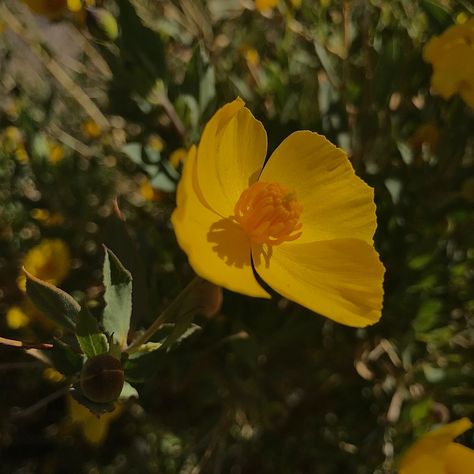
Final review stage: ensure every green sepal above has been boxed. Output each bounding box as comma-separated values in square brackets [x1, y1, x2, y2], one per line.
[69, 387, 115, 415]
[76, 306, 109, 358]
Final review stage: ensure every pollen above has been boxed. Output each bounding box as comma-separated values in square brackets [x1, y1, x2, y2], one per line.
[234, 181, 303, 246]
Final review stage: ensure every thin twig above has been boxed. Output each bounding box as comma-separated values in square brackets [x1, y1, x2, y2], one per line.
[126, 277, 201, 353]
[0, 336, 53, 350]
[12, 386, 70, 420]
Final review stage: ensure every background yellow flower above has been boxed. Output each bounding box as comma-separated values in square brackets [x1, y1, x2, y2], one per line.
[17, 239, 71, 291]
[399, 418, 474, 473]
[423, 19, 474, 108]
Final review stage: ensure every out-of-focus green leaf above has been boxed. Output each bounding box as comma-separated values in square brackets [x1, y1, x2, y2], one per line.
[24, 269, 78, 331]
[413, 299, 442, 333]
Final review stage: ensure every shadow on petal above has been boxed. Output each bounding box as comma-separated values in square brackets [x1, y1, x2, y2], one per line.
[207, 218, 252, 269]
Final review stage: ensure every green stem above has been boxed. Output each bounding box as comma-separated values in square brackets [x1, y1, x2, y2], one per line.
[125, 276, 202, 353]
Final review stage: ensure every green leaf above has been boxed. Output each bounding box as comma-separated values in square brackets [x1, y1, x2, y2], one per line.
[119, 381, 138, 400]
[102, 246, 133, 348]
[76, 306, 109, 358]
[51, 339, 83, 376]
[420, 0, 453, 31]
[24, 269, 78, 331]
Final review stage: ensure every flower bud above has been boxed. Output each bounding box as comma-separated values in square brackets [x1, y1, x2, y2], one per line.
[86, 8, 119, 41]
[80, 354, 124, 404]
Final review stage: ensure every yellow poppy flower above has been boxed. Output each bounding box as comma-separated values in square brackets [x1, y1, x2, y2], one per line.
[255, 0, 278, 13]
[171, 99, 385, 327]
[67, 396, 122, 446]
[17, 239, 71, 291]
[399, 418, 474, 474]
[423, 19, 474, 108]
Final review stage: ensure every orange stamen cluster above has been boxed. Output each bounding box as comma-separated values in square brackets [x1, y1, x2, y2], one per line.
[234, 181, 303, 246]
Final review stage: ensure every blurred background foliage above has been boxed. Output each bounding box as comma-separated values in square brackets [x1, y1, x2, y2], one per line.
[0, 0, 473, 472]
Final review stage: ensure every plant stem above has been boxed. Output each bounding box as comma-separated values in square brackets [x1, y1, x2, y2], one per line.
[125, 276, 202, 353]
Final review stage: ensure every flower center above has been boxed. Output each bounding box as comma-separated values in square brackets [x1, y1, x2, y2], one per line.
[234, 181, 303, 246]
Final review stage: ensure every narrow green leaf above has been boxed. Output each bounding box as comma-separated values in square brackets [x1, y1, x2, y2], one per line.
[76, 307, 109, 358]
[102, 246, 133, 348]
[24, 269, 78, 331]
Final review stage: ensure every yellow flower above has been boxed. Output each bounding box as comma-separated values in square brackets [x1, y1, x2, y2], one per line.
[139, 178, 161, 202]
[169, 147, 188, 168]
[31, 208, 65, 226]
[6, 305, 30, 329]
[67, 396, 122, 446]
[81, 119, 101, 139]
[147, 134, 165, 152]
[18, 239, 71, 291]
[22, 0, 68, 19]
[241, 46, 261, 67]
[399, 418, 474, 474]
[172, 99, 385, 327]
[48, 141, 65, 164]
[43, 367, 65, 383]
[423, 19, 474, 108]
[255, 0, 278, 13]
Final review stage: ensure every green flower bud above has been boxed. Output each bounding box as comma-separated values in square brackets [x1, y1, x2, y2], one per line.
[80, 354, 124, 404]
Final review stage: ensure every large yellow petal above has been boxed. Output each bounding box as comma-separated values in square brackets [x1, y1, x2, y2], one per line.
[259, 131, 376, 244]
[399, 418, 473, 474]
[197, 99, 268, 217]
[446, 443, 474, 474]
[253, 238, 384, 327]
[172, 146, 269, 298]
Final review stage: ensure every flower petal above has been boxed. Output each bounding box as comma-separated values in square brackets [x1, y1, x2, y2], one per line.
[399, 419, 473, 474]
[445, 443, 474, 474]
[172, 146, 269, 298]
[259, 131, 376, 244]
[253, 239, 384, 327]
[197, 99, 268, 217]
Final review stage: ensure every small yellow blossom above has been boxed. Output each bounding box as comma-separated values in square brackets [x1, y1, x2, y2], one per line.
[169, 147, 188, 168]
[139, 178, 161, 202]
[67, 396, 122, 446]
[172, 99, 385, 327]
[423, 19, 474, 108]
[290, 0, 302, 8]
[147, 134, 165, 152]
[255, 0, 278, 14]
[48, 141, 66, 164]
[18, 239, 71, 291]
[81, 119, 102, 139]
[6, 305, 30, 329]
[22, 0, 68, 19]
[241, 46, 260, 67]
[399, 418, 474, 474]
[31, 209, 65, 227]
[1, 126, 29, 162]
[43, 367, 65, 383]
